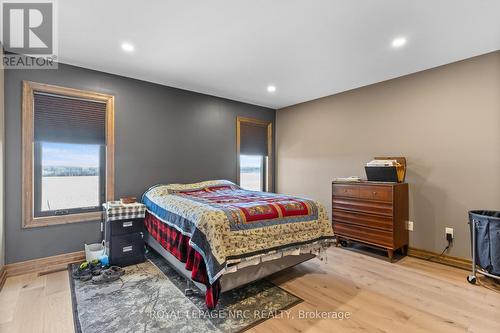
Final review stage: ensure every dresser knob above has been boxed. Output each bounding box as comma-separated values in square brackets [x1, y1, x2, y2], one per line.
[373, 192, 377, 195]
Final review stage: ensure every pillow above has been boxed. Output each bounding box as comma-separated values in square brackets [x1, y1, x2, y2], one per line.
[161, 179, 239, 194]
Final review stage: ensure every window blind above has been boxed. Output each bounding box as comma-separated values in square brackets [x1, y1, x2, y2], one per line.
[240, 123, 268, 155]
[34, 92, 106, 144]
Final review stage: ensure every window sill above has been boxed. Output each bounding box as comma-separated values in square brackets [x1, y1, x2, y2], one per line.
[22, 211, 103, 229]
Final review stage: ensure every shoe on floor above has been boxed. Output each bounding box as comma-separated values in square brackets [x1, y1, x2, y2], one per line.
[89, 260, 103, 276]
[91, 266, 124, 284]
[107, 266, 124, 277]
[72, 262, 92, 281]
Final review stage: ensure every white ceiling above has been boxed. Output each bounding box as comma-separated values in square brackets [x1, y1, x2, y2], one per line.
[58, 0, 500, 109]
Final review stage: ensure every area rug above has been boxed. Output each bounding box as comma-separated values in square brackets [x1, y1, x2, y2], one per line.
[69, 251, 303, 333]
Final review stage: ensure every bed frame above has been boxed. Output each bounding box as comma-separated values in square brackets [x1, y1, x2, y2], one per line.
[144, 232, 315, 293]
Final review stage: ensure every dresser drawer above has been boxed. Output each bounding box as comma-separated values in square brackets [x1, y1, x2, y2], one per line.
[110, 233, 145, 267]
[334, 223, 393, 248]
[332, 209, 393, 231]
[110, 218, 144, 236]
[332, 198, 393, 216]
[358, 185, 392, 202]
[332, 184, 360, 199]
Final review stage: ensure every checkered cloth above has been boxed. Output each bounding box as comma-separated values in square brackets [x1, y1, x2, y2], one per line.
[103, 201, 146, 221]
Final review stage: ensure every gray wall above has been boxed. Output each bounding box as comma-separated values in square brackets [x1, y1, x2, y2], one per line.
[0, 47, 4, 268]
[276, 51, 500, 259]
[5, 63, 275, 264]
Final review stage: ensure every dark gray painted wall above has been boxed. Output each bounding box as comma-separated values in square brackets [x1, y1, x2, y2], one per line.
[5, 63, 275, 264]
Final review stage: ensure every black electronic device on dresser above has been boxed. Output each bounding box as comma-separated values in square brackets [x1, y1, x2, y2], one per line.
[103, 202, 146, 267]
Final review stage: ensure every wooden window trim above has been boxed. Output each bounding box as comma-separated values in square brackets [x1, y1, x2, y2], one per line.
[22, 81, 115, 228]
[236, 116, 273, 192]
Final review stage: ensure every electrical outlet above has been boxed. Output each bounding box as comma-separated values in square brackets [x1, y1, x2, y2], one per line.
[445, 227, 454, 239]
[407, 221, 414, 231]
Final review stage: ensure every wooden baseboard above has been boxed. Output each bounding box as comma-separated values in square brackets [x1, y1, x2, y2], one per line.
[408, 247, 471, 270]
[0, 265, 6, 290]
[4, 251, 85, 280]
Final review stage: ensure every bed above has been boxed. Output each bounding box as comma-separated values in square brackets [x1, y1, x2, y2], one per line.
[142, 180, 334, 308]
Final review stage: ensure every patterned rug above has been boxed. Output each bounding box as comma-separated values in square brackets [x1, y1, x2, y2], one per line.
[69, 251, 303, 333]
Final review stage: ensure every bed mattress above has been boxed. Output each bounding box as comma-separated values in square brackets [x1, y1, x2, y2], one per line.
[142, 180, 334, 284]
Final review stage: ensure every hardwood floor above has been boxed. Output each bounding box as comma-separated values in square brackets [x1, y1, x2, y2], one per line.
[0, 270, 74, 333]
[0, 247, 499, 333]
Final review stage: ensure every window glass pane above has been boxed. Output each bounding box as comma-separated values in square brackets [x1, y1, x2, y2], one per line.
[40, 142, 100, 211]
[240, 155, 263, 191]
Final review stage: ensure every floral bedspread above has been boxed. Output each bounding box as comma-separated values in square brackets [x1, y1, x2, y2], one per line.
[142, 180, 334, 283]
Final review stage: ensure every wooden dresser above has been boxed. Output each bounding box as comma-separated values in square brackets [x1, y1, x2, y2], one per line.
[332, 181, 409, 261]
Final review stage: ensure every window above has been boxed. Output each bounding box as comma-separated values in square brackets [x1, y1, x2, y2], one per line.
[236, 117, 272, 192]
[35, 142, 104, 216]
[239, 155, 265, 191]
[22, 81, 114, 228]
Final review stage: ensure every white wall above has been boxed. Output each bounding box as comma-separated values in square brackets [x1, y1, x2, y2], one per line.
[276, 51, 500, 259]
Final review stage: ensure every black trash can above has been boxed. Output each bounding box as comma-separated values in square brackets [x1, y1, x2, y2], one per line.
[469, 210, 500, 275]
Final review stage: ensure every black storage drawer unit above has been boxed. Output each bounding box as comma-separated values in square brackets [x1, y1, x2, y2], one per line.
[103, 202, 146, 267]
[110, 218, 144, 236]
[109, 233, 145, 267]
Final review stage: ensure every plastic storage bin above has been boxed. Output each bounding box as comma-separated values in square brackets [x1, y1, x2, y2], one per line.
[85, 242, 105, 262]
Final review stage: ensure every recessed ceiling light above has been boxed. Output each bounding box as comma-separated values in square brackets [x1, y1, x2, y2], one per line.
[121, 42, 135, 53]
[267, 85, 276, 93]
[391, 37, 407, 48]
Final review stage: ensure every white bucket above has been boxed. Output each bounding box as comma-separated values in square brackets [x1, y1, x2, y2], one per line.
[85, 242, 105, 262]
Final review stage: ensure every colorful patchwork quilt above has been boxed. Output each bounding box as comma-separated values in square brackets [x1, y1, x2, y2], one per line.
[142, 180, 334, 283]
